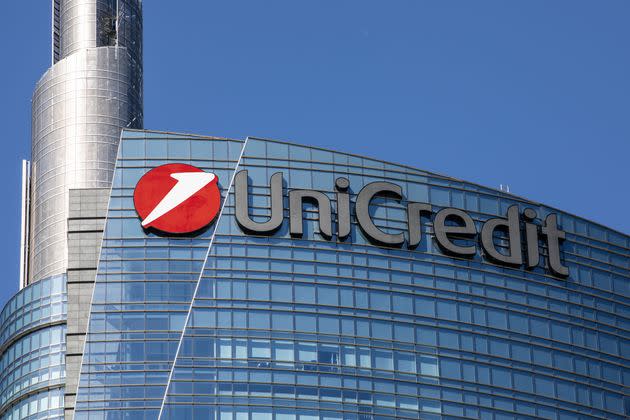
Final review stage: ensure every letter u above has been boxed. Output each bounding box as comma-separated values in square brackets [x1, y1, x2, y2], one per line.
[234, 170, 284, 234]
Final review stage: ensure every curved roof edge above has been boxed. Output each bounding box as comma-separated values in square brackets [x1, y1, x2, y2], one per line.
[122, 128, 629, 239]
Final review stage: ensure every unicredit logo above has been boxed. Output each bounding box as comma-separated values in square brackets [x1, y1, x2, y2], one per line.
[133, 163, 221, 234]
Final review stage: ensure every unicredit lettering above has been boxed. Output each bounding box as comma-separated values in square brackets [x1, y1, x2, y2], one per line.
[234, 170, 569, 278]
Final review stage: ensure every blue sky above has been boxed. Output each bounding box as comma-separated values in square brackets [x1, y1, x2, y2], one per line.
[0, 1, 628, 305]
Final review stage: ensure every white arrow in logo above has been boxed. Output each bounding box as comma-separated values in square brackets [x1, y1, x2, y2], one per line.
[141, 172, 216, 227]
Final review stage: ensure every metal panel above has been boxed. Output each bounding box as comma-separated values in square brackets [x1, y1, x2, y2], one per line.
[19, 160, 31, 290]
[52, 0, 61, 64]
[28, 0, 143, 284]
[59, 0, 142, 63]
[30, 46, 142, 283]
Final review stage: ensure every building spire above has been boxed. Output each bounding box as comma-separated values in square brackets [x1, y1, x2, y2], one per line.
[26, 0, 143, 284]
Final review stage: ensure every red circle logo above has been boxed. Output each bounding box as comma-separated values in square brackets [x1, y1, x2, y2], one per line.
[133, 163, 221, 234]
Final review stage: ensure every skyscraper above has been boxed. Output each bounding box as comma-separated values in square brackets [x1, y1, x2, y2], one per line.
[0, 3, 627, 420]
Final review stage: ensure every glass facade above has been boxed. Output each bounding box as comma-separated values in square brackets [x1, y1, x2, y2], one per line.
[75, 132, 246, 419]
[0, 275, 66, 419]
[1, 129, 628, 419]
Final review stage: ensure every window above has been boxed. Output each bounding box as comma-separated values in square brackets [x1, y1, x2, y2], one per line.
[297, 343, 317, 363]
[251, 340, 271, 359]
[373, 350, 393, 370]
[295, 284, 315, 304]
[396, 352, 416, 374]
[317, 346, 339, 364]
